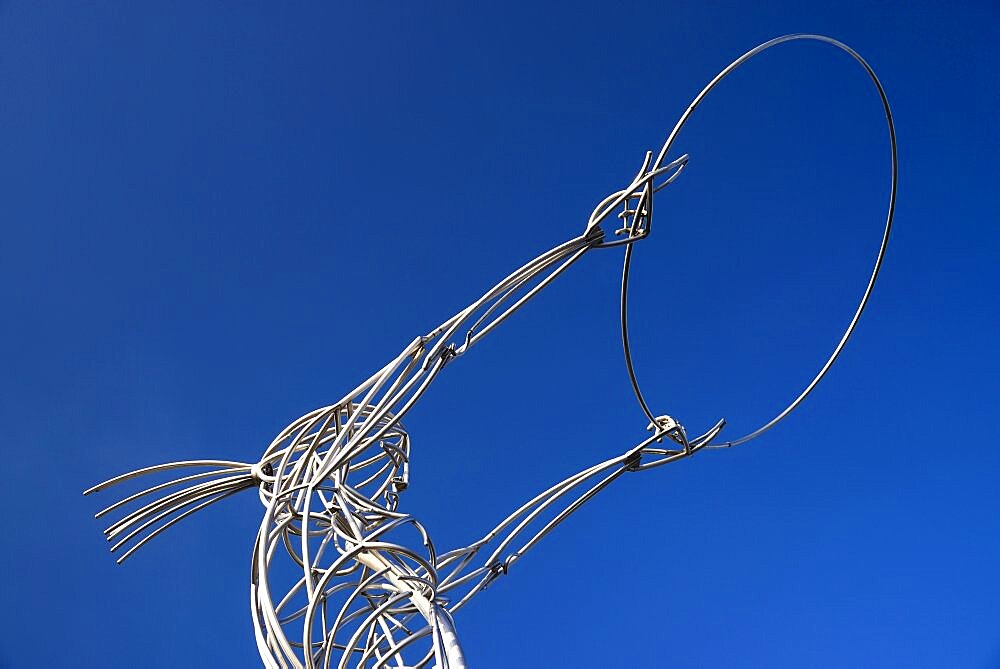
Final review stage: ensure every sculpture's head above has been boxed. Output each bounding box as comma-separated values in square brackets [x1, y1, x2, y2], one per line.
[252, 402, 411, 514]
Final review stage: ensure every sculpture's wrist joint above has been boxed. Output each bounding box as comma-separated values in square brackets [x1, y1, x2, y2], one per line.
[647, 415, 688, 450]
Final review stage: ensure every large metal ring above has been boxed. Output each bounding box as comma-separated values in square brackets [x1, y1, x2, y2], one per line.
[620, 34, 898, 447]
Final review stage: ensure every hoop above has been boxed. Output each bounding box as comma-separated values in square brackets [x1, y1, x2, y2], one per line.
[620, 34, 898, 447]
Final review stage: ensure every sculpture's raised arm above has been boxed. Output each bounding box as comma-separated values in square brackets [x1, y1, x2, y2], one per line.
[295, 152, 691, 493]
[432, 414, 727, 616]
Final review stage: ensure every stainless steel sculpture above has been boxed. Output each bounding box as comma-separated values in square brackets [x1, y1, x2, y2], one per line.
[86, 35, 896, 668]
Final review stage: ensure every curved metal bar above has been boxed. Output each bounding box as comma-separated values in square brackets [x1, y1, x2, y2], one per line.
[620, 33, 897, 447]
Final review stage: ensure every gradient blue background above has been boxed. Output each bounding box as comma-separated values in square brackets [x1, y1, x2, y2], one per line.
[2, 2, 998, 667]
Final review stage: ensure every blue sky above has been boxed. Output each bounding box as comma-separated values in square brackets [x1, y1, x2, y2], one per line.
[2, 2, 998, 667]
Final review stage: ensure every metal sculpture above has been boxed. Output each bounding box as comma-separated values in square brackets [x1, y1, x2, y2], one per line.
[86, 34, 896, 668]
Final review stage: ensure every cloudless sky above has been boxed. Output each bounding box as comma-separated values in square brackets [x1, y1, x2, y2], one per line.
[2, 2, 998, 667]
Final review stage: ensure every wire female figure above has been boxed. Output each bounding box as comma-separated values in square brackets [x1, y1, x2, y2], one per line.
[86, 35, 896, 669]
